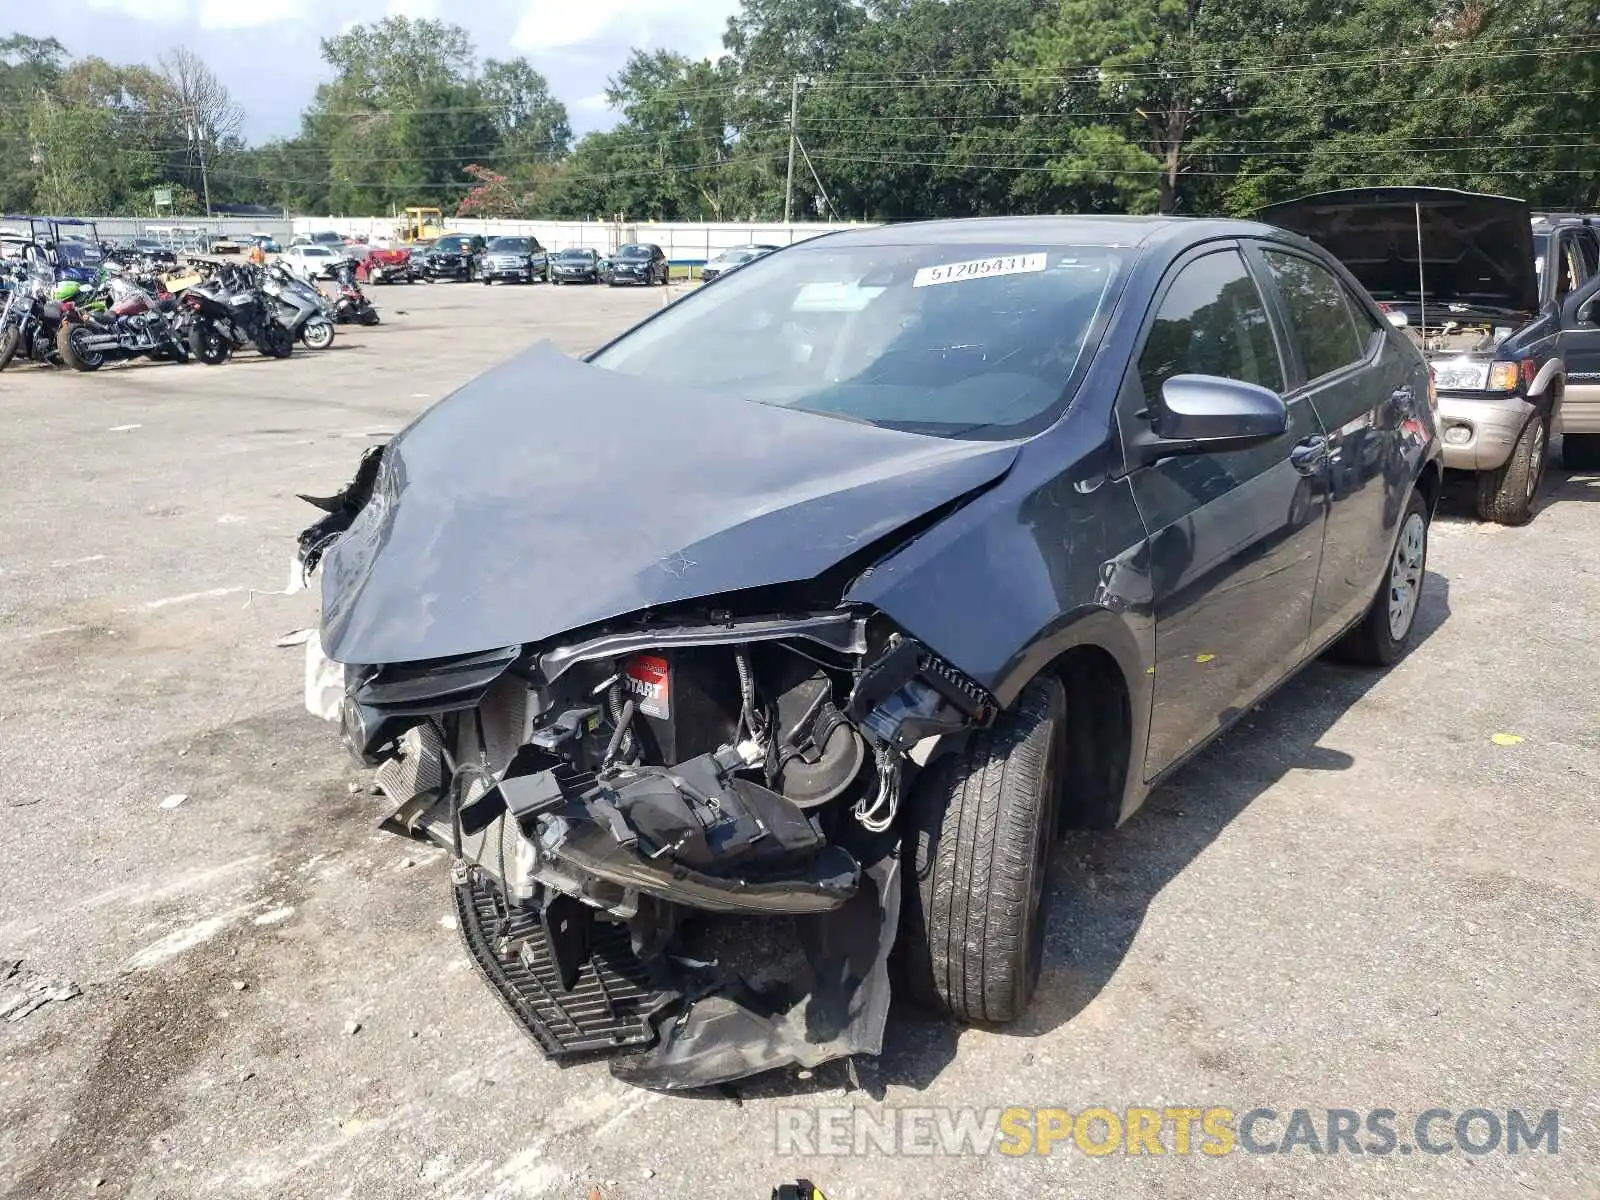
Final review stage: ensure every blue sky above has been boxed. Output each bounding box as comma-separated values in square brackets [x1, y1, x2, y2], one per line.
[15, 0, 743, 142]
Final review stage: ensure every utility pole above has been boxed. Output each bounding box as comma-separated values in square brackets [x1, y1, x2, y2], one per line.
[190, 109, 212, 217]
[783, 75, 799, 224]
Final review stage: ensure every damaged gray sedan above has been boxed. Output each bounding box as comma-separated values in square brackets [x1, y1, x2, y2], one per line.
[295, 217, 1441, 1090]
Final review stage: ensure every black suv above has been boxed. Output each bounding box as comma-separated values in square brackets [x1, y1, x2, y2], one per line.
[419, 234, 486, 283]
[606, 243, 670, 287]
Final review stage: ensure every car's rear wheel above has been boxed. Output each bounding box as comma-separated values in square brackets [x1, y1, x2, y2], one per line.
[1476, 412, 1547, 525]
[1331, 489, 1430, 666]
[1561, 432, 1600, 470]
[900, 674, 1064, 1024]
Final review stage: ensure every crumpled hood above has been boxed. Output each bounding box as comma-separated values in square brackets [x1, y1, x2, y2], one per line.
[1260, 186, 1537, 313]
[319, 342, 1019, 665]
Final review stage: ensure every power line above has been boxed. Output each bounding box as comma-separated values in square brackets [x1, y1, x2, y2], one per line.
[805, 151, 1600, 179]
[198, 153, 788, 193]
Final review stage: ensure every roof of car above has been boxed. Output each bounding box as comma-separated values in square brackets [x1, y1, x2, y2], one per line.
[817, 214, 1284, 250]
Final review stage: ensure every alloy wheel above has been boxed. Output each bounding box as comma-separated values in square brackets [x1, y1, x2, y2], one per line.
[1387, 511, 1427, 641]
[1526, 420, 1547, 501]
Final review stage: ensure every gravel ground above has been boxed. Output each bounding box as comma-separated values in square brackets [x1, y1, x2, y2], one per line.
[0, 279, 1596, 1200]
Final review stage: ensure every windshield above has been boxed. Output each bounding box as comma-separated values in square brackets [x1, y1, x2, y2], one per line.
[434, 237, 467, 252]
[591, 242, 1126, 439]
[618, 245, 652, 260]
[714, 248, 758, 266]
[488, 237, 530, 252]
[557, 249, 595, 261]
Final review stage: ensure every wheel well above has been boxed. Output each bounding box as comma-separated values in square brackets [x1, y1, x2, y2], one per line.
[1416, 459, 1442, 517]
[1052, 645, 1132, 831]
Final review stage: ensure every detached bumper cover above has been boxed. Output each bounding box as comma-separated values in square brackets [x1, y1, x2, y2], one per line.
[452, 854, 901, 1090]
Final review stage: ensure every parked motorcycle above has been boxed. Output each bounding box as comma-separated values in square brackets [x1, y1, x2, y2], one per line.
[56, 265, 190, 372]
[263, 263, 336, 350]
[331, 261, 380, 326]
[0, 263, 71, 370]
[182, 263, 294, 364]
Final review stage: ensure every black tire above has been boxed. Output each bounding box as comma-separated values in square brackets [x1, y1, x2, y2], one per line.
[190, 322, 230, 365]
[482, 276, 493, 286]
[360, 310, 380, 326]
[1561, 432, 1600, 470]
[257, 321, 293, 359]
[901, 674, 1065, 1024]
[1331, 489, 1430, 667]
[57, 323, 103, 372]
[1475, 412, 1547, 525]
[0, 325, 19, 371]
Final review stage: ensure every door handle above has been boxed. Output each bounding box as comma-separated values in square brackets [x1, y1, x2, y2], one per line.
[1290, 435, 1329, 475]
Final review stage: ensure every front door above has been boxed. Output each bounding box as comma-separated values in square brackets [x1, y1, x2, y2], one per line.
[1120, 246, 1331, 778]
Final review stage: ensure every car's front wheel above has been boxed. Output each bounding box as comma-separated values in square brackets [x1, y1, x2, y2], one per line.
[1332, 489, 1430, 666]
[1561, 432, 1600, 470]
[901, 674, 1064, 1024]
[1476, 412, 1547, 525]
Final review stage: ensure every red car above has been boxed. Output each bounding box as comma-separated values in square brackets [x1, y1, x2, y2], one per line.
[350, 245, 414, 284]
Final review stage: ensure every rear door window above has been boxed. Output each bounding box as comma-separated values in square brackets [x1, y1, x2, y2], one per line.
[1262, 250, 1366, 382]
[1137, 249, 1284, 410]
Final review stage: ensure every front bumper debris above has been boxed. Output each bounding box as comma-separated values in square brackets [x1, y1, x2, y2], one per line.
[454, 868, 675, 1058]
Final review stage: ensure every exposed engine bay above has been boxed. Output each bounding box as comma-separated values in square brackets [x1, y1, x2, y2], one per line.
[296, 448, 997, 1089]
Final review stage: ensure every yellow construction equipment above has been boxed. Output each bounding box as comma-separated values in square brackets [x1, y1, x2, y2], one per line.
[399, 207, 446, 244]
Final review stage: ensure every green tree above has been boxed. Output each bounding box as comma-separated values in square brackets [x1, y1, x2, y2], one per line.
[0, 35, 66, 210]
[481, 57, 572, 161]
[1008, 0, 1224, 214]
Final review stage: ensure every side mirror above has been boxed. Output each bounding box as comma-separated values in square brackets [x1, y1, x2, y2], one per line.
[1563, 273, 1600, 326]
[1126, 374, 1289, 471]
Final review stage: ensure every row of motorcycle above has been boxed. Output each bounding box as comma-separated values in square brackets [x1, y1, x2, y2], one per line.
[0, 254, 380, 373]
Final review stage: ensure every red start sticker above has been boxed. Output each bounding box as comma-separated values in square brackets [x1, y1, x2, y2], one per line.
[624, 655, 670, 719]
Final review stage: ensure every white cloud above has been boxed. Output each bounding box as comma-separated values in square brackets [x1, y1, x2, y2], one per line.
[81, 0, 189, 21]
[385, 0, 440, 17]
[198, 0, 309, 28]
[79, 0, 309, 27]
[572, 92, 611, 114]
[509, 0, 740, 56]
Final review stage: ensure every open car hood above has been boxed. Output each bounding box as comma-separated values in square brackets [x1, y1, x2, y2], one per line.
[318, 342, 1019, 665]
[1260, 186, 1538, 314]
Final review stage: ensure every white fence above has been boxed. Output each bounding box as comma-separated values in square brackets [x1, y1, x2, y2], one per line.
[2, 212, 870, 266]
[9, 216, 297, 243]
[288, 217, 868, 265]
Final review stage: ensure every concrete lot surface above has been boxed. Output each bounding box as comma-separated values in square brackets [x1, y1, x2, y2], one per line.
[0, 279, 1596, 1200]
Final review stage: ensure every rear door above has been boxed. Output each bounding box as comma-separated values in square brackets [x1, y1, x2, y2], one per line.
[1253, 243, 1421, 644]
[1558, 228, 1600, 435]
[1121, 245, 1331, 777]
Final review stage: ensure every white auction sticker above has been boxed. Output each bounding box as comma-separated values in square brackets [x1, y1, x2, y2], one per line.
[913, 252, 1048, 288]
